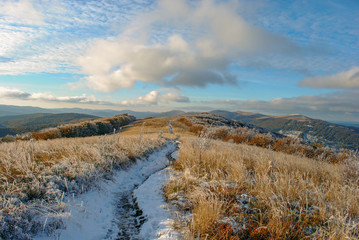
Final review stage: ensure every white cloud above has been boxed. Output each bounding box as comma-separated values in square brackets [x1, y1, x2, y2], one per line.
[0, 86, 189, 107]
[29, 92, 109, 104]
[161, 90, 190, 103]
[121, 90, 160, 106]
[0, 86, 108, 105]
[78, 0, 302, 92]
[0, 86, 31, 99]
[0, 0, 44, 25]
[299, 66, 359, 89]
[121, 89, 190, 106]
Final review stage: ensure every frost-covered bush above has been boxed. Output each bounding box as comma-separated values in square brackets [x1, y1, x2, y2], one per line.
[32, 114, 135, 140]
[1, 135, 16, 143]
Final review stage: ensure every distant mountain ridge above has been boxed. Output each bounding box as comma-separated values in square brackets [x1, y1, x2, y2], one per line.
[0, 113, 99, 137]
[0, 113, 99, 128]
[0, 104, 185, 119]
[0, 105, 54, 116]
[210, 110, 359, 150]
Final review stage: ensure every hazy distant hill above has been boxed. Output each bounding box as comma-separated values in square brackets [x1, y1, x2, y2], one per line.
[1, 113, 99, 128]
[210, 110, 266, 122]
[332, 121, 359, 128]
[151, 110, 186, 118]
[0, 113, 53, 123]
[0, 104, 120, 117]
[0, 128, 15, 137]
[211, 110, 359, 150]
[0, 105, 54, 117]
[0, 113, 99, 137]
[0, 104, 185, 119]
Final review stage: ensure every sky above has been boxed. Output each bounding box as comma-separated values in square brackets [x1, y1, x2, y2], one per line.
[0, 0, 358, 122]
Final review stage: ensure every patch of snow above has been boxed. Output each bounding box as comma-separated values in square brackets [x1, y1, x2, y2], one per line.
[35, 142, 177, 240]
[171, 151, 179, 160]
[134, 167, 179, 240]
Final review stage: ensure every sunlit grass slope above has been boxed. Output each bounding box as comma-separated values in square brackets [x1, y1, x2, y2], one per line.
[165, 114, 359, 239]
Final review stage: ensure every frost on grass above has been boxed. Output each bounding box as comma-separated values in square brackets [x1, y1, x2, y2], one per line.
[0, 133, 167, 239]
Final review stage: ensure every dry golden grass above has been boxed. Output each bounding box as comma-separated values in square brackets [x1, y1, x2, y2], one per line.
[165, 137, 359, 239]
[191, 195, 225, 237]
[0, 134, 166, 198]
[171, 114, 351, 165]
[119, 116, 178, 139]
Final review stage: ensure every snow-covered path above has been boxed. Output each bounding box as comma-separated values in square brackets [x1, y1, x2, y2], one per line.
[35, 141, 178, 240]
[134, 152, 180, 240]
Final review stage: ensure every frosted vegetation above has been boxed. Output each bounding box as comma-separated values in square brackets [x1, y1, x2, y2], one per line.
[0, 114, 167, 239]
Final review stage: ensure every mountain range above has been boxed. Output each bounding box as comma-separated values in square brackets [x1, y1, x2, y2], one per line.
[0, 112, 99, 137]
[0, 104, 186, 119]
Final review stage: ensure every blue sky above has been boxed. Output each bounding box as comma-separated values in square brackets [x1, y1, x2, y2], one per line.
[0, 0, 358, 122]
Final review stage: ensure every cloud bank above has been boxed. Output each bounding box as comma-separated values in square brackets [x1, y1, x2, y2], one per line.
[0, 86, 189, 107]
[121, 89, 190, 106]
[299, 66, 359, 89]
[0, 87, 108, 105]
[0, 0, 44, 25]
[79, 0, 302, 92]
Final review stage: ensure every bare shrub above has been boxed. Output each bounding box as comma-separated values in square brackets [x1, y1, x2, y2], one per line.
[31, 114, 135, 140]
